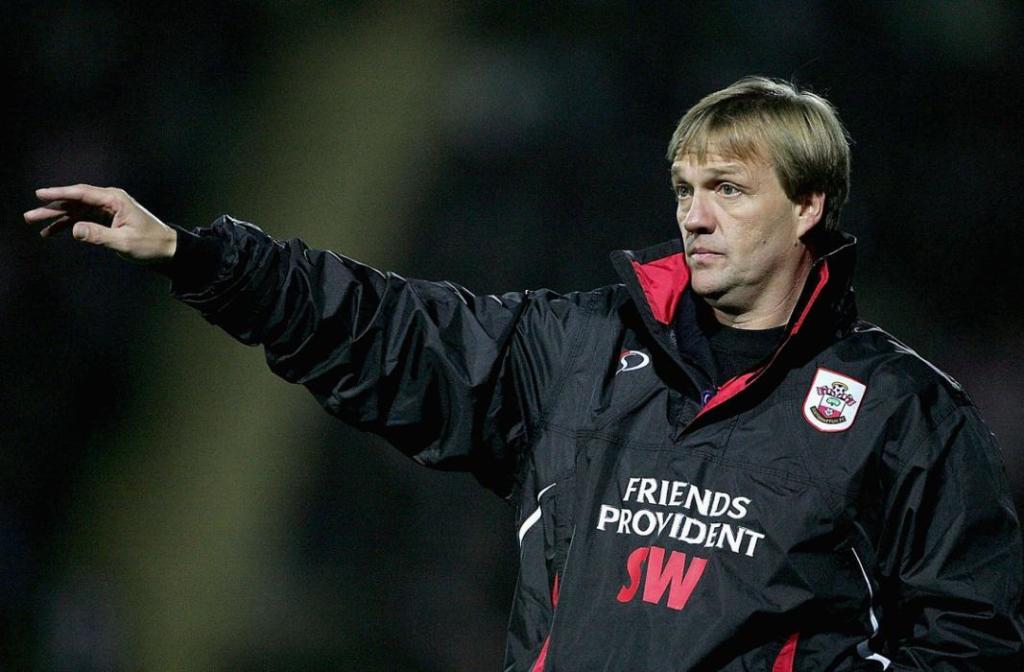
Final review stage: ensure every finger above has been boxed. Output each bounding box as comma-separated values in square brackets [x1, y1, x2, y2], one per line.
[28, 198, 112, 231]
[35, 185, 116, 209]
[40, 215, 71, 237]
[24, 206, 67, 223]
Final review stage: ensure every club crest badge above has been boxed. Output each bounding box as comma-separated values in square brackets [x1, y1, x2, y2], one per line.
[803, 368, 867, 432]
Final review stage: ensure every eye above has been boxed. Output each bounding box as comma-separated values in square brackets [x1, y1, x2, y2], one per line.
[673, 183, 692, 201]
[718, 183, 741, 197]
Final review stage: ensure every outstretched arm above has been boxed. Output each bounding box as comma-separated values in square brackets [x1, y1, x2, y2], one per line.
[26, 185, 584, 496]
[24, 184, 178, 262]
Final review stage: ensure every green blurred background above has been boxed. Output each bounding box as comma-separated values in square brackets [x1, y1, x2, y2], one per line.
[4, 1, 1023, 669]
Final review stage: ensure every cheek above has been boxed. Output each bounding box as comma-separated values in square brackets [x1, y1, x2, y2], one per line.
[725, 216, 764, 250]
[729, 223, 780, 272]
[744, 209, 796, 251]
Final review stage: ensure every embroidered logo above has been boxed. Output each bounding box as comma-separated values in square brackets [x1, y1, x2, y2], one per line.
[803, 367, 867, 432]
[617, 349, 651, 375]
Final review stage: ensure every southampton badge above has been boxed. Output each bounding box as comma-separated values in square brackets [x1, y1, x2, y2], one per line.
[803, 368, 867, 433]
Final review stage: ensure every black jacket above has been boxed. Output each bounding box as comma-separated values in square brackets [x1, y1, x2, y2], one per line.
[163, 217, 1024, 671]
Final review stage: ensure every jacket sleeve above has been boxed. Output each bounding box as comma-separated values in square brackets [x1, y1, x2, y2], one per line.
[159, 216, 583, 496]
[875, 398, 1024, 670]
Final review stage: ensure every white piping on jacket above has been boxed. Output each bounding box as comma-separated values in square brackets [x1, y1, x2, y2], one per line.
[518, 482, 558, 546]
[850, 547, 893, 669]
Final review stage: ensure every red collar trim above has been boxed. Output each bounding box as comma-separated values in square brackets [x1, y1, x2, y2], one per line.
[696, 261, 831, 418]
[630, 253, 690, 325]
[790, 261, 830, 335]
[628, 250, 834, 420]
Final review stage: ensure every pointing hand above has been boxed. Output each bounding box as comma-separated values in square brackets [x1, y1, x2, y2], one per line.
[24, 184, 177, 263]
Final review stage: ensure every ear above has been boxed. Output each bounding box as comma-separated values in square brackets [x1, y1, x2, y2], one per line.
[794, 192, 825, 237]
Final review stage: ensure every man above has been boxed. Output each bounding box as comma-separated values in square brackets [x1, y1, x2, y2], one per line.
[25, 77, 1024, 670]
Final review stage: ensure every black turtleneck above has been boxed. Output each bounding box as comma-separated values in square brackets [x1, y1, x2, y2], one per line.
[673, 295, 786, 389]
[703, 321, 786, 384]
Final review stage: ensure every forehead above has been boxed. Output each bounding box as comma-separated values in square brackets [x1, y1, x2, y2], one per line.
[670, 151, 772, 181]
[672, 115, 774, 162]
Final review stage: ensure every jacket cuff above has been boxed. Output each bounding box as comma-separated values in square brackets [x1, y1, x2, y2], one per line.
[152, 223, 226, 293]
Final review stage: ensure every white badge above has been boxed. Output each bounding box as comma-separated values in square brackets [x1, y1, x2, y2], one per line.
[803, 367, 868, 433]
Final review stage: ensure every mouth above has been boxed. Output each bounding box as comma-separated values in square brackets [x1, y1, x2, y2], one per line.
[688, 248, 723, 263]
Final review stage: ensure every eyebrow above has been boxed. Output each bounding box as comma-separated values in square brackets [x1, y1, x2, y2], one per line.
[670, 163, 748, 181]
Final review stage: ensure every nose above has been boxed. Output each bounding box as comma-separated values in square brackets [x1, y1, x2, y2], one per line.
[679, 190, 715, 236]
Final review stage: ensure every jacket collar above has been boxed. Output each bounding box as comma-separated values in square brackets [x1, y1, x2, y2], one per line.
[610, 231, 858, 338]
[610, 232, 859, 424]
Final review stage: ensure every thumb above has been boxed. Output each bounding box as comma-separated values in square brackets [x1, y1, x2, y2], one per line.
[72, 221, 113, 247]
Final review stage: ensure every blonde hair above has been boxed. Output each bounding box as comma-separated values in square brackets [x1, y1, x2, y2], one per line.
[667, 76, 851, 233]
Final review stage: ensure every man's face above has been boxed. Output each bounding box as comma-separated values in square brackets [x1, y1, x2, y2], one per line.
[670, 150, 820, 322]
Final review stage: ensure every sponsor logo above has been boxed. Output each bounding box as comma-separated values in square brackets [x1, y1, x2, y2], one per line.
[599, 476, 764, 613]
[803, 367, 867, 432]
[617, 545, 708, 611]
[617, 349, 651, 375]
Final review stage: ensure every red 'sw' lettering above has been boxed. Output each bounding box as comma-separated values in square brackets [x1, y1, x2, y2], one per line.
[616, 545, 708, 610]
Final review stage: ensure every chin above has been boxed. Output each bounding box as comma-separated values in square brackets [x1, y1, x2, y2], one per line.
[689, 276, 723, 300]
[689, 279, 735, 311]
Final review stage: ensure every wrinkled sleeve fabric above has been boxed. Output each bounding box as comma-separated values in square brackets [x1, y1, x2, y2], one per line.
[156, 216, 582, 496]
[876, 398, 1024, 670]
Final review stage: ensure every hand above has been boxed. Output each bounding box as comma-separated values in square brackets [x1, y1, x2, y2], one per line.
[24, 184, 178, 263]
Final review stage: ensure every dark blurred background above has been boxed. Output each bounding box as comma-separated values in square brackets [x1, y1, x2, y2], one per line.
[4, 1, 1023, 670]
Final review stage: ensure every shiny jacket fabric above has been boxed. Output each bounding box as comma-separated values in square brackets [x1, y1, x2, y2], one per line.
[166, 217, 1024, 671]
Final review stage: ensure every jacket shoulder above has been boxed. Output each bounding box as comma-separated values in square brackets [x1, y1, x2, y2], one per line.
[836, 320, 973, 425]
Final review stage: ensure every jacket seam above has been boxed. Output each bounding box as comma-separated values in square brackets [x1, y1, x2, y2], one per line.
[509, 297, 596, 501]
[883, 404, 964, 482]
[573, 428, 844, 496]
